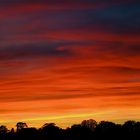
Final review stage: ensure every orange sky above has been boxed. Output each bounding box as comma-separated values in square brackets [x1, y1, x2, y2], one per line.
[0, 0, 140, 128]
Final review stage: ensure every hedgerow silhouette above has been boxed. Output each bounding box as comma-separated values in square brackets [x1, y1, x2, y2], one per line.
[0, 119, 140, 140]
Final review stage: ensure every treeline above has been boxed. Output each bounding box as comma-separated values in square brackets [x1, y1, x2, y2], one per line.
[0, 119, 140, 140]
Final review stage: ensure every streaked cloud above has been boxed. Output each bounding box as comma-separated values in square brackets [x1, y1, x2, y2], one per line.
[0, 0, 140, 128]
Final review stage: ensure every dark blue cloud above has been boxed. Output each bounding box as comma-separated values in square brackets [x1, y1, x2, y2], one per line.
[0, 42, 68, 60]
[0, 40, 94, 60]
[0, 1, 140, 34]
[0, 0, 139, 61]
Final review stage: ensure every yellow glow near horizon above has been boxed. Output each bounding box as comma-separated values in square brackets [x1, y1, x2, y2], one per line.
[1, 107, 140, 129]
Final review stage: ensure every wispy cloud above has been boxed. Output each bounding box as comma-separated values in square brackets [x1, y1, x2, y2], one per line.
[0, 0, 140, 127]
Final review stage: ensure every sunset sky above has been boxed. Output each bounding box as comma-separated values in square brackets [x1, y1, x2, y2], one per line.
[0, 0, 140, 129]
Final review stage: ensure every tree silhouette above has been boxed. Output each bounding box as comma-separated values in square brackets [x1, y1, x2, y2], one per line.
[0, 125, 8, 134]
[0, 119, 140, 140]
[0, 125, 8, 140]
[39, 123, 62, 140]
[95, 121, 121, 140]
[81, 119, 97, 131]
[16, 122, 28, 131]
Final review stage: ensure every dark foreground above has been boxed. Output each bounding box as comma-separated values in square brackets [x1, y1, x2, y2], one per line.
[0, 120, 140, 140]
